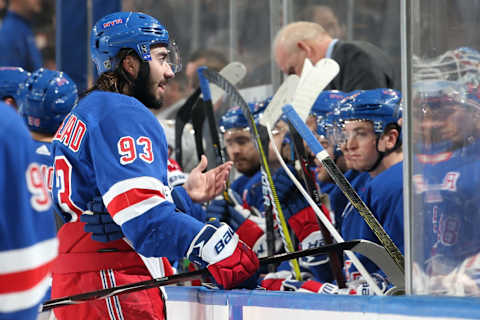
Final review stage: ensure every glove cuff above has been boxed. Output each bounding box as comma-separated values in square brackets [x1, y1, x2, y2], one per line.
[288, 206, 320, 241]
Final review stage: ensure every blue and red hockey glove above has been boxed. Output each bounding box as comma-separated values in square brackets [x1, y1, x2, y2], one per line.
[206, 190, 273, 257]
[273, 166, 328, 267]
[186, 219, 259, 289]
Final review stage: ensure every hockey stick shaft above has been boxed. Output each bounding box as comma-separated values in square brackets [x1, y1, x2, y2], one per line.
[288, 123, 346, 288]
[41, 241, 361, 311]
[200, 68, 302, 280]
[283, 105, 405, 274]
[197, 67, 232, 204]
[198, 66, 226, 167]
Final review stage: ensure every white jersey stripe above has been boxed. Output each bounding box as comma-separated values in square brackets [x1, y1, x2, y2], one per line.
[0, 276, 50, 312]
[100, 270, 116, 320]
[0, 238, 58, 274]
[108, 269, 125, 320]
[103, 176, 166, 206]
[112, 196, 166, 226]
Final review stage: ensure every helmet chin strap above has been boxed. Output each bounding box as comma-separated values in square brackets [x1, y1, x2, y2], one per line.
[366, 128, 402, 173]
[366, 136, 384, 173]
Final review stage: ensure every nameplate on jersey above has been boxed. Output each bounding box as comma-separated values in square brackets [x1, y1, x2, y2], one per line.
[53, 114, 86, 153]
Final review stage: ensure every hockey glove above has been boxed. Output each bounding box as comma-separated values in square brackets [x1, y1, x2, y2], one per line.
[186, 219, 259, 289]
[80, 197, 124, 242]
[273, 166, 327, 267]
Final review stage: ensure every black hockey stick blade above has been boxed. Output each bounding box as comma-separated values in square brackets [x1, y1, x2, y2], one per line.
[41, 241, 362, 311]
[175, 88, 201, 166]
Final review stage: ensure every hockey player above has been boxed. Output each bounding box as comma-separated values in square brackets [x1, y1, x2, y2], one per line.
[49, 12, 258, 320]
[18, 68, 78, 192]
[0, 66, 29, 109]
[206, 100, 274, 256]
[336, 89, 403, 290]
[0, 102, 57, 320]
[412, 80, 480, 295]
[262, 89, 403, 294]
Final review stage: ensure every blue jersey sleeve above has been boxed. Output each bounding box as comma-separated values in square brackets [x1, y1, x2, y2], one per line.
[0, 104, 57, 319]
[89, 99, 204, 260]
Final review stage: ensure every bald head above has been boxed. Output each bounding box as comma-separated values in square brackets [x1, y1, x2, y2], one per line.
[273, 21, 332, 75]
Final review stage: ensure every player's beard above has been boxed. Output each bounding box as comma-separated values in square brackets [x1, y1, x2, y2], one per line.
[133, 63, 164, 110]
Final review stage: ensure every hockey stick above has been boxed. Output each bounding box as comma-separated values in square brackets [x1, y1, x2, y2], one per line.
[282, 105, 405, 275]
[42, 240, 371, 311]
[261, 59, 346, 286]
[175, 62, 247, 166]
[197, 66, 233, 203]
[197, 66, 229, 170]
[199, 68, 302, 280]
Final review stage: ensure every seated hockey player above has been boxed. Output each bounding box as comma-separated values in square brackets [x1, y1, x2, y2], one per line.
[0, 102, 57, 320]
[49, 12, 258, 320]
[206, 100, 280, 257]
[411, 80, 480, 296]
[0, 66, 29, 109]
[307, 90, 370, 223]
[335, 89, 403, 289]
[262, 88, 403, 295]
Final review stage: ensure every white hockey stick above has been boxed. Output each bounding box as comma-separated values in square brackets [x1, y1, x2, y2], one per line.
[259, 74, 299, 129]
[210, 62, 247, 103]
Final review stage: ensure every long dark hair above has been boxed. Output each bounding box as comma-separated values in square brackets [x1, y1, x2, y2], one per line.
[82, 49, 137, 97]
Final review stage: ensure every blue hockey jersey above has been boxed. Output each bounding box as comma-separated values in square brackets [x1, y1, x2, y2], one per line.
[0, 103, 57, 320]
[51, 91, 204, 260]
[413, 141, 480, 276]
[32, 140, 54, 192]
[342, 161, 404, 280]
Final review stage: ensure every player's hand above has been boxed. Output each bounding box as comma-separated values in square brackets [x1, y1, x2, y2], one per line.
[184, 155, 233, 203]
[186, 219, 259, 289]
[80, 197, 124, 242]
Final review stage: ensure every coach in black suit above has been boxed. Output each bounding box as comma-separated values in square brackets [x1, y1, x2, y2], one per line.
[273, 21, 399, 91]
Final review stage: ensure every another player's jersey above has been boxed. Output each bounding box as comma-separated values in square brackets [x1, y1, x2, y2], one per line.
[51, 91, 204, 260]
[413, 141, 480, 276]
[332, 170, 370, 229]
[232, 170, 263, 211]
[0, 104, 57, 320]
[342, 162, 404, 280]
[32, 140, 54, 191]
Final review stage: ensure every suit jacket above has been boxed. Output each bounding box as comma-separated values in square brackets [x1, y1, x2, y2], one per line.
[326, 40, 399, 92]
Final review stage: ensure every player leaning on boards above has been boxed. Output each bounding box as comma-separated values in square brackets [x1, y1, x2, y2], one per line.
[49, 12, 258, 320]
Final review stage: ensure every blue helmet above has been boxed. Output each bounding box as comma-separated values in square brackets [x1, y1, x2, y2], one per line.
[336, 88, 402, 134]
[18, 68, 78, 134]
[91, 11, 181, 74]
[412, 80, 480, 111]
[0, 67, 29, 102]
[310, 90, 347, 118]
[220, 97, 270, 133]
